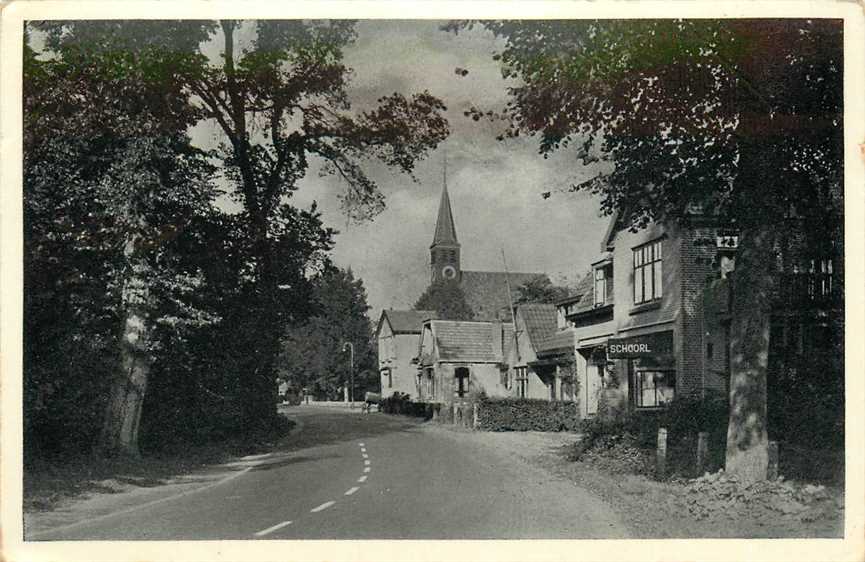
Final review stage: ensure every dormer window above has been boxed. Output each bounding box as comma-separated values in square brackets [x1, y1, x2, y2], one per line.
[594, 263, 614, 307]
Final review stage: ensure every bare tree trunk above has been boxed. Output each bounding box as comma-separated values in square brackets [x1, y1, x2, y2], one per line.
[725, 224, 777, 482]
[98, 239, 151, 457]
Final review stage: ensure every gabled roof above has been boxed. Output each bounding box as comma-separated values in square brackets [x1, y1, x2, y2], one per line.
[378, 309, 438, 336]
[460, 270, 546, 321]
[516, 303, 557, 351]
[431, 185, 459, 247]
[430, 320, 513, 363]
[536, 330, 576, 356]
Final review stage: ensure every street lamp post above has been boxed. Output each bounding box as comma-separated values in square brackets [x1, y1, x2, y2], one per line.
[343, 341, 354, 408]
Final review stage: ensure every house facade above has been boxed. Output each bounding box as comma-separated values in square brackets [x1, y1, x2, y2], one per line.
[551, 216, 729, 418]
[504, 304, 569, 401]
[416, 319, 513, 406]
[376, 309, 437, 399]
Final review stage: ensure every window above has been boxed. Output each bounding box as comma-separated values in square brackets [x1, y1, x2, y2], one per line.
[633, 240, 663, 305]
[594, 263, 614, 307]
[515, 367, 528, 398]
[455, 367, 469, 398]
[635, 370, 675, 408]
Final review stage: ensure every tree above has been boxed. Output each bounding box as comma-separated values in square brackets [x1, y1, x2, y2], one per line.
[32, 20, 449, 451]
[278, 267, 376, 400]
[24, 22, 217, 457]
[515, 276, 571, 304]
[459, 20, 842, 482]
[414, 280, 474, 320]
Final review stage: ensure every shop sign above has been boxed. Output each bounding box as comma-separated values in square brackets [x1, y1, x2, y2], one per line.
[607, 331, 674, 359]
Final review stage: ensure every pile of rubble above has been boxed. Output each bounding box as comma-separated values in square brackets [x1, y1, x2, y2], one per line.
[677, 469, 843, 523]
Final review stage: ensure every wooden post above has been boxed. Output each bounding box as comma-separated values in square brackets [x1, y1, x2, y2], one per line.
[767, 441, 779, 480]
[472, 402, 479, 429]
[697, 431, 709, 475]
[453, 403, 458, 425]
[656, 428, 668, 479]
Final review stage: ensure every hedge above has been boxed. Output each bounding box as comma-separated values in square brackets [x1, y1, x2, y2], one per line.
[380, 392, 436, 419]
[476, 398, 580, 432]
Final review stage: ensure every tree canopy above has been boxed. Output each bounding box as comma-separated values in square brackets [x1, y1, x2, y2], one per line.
[25, 20, 449, 457]
[456, 19, 843, 482]
[515, 276, 572, 305]
[414, 280, 475, 321]
[278, 267, 376, 401]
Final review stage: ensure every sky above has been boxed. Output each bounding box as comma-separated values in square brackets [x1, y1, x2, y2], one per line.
[192, 20, 611, 320]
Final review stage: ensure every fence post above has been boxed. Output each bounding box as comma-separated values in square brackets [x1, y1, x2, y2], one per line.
[472, 402, 479, 429]
[696, 431, 709, 475]
[453, 403, 458, 425]
[767, 441, 779, 480]
[656, 428, 668, 480]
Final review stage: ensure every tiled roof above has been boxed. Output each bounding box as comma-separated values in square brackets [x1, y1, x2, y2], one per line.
[432, 320, 513, 363]
[380, 309, 437, 335]
[517, 303, 558, 351]
[460, 270, 547, 321]
[571, 272, 598, 315]
[537, 329, 576, 355]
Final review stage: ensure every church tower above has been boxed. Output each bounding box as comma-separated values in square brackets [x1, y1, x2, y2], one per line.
[430, 171, 461, 284]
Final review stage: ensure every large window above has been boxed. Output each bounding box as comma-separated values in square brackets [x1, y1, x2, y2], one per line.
[633, 239, 663, 305]
[635, 370, 675, 408]
[594, 263, 614, 307]
[515, 366, 528, 398]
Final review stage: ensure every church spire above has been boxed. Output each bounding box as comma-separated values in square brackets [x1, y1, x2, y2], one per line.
[430, 154, 461, 283]
[432, 156, 458, 247]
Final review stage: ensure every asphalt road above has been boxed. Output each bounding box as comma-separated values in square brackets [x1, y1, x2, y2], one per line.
[27, 406, 627, 540]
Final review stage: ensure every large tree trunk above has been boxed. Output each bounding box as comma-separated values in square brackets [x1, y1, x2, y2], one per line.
[98, 240, 151, 456]
[725, 224, 778, 482]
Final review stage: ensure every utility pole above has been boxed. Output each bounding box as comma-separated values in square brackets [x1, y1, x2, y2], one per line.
[343, 342, 354, 408]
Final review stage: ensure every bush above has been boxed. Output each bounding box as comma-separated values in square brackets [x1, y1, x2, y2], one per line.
[476, 398, 580, 432]
[380, 392, 434, 419]
[573, 392, 729, 478]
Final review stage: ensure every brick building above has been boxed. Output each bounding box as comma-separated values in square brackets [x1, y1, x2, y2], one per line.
[551, 214, 728, 418]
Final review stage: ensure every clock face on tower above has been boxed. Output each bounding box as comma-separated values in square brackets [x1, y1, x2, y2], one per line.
[441, 265, 457, 280]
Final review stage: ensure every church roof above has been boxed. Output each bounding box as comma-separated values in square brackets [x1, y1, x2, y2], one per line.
[431, 185, 459, 247]
[430, 320, 513, 363]
[460, 270, 546, 321]
[378, 309, 438, 336]
[516, 303, 558, 351]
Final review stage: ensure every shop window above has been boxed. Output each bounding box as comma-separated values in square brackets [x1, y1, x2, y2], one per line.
[635, 370, 675, 408]
[515, 366, 528, 398]
[633, 239, 663, 305]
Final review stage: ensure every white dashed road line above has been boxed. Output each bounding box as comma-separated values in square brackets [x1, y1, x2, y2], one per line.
[363, 466, 371, 473]
[364, 459, 371, 465]
[310, 501, 336, 513]
[254, 520, 293, 537]
[344, 487, 359, 496]
[359, 443, 365, 447]
[362, 453, 369, 458]
[357, 475, 367, 483]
